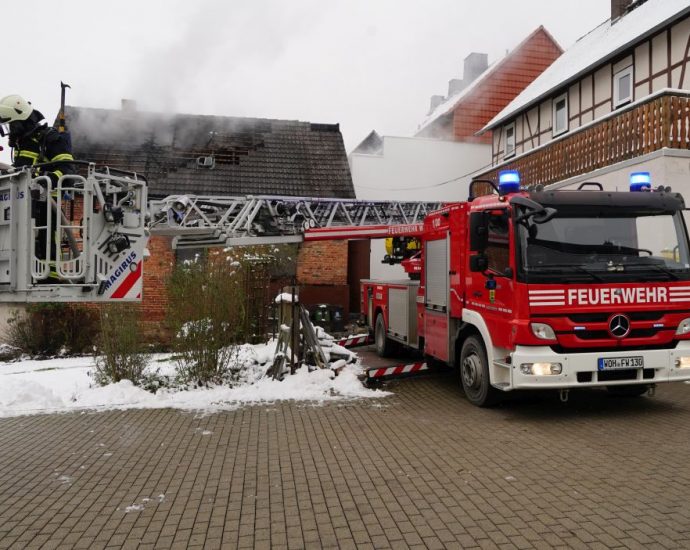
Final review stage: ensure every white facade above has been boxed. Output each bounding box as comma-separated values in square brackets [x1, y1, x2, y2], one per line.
[549, 148, 690, 194]
[349, 135, 490, 279]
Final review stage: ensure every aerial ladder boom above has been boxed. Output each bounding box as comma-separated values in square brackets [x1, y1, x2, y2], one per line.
[0, 166, 441, 303]
[148, 194, 440, 248]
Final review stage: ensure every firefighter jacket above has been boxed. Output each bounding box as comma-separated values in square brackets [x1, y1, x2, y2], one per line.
[12, 125, 74, 185]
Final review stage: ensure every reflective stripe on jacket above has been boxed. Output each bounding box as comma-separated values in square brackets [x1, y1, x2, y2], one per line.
[13, 128, 74, 184]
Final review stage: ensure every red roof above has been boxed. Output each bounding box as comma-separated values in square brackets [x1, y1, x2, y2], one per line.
[416, 26, 562, 143]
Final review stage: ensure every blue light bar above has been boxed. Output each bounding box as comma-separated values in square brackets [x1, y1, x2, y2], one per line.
[630, 171, 651, 192]
[498, 170, 521, 194]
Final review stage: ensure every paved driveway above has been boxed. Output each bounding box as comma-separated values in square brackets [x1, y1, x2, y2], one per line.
[1, 349, 690, 549]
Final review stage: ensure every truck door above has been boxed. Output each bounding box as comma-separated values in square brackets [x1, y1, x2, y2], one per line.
[466, 208, 515, 350]
[425, 235, 450, 362]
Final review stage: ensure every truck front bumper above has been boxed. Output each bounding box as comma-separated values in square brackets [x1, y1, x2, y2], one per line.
[505, 341, 690, 390]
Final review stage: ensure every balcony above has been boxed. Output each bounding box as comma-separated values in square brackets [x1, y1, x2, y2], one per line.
[478, 91, 690, 187]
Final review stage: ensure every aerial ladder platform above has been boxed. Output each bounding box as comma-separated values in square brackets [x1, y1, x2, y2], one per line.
[0, 165, 441, 302]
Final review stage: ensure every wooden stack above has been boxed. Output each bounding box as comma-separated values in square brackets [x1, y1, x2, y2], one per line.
[266, 287, 328, 380]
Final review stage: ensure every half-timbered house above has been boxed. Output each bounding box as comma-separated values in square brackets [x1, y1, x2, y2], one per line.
[476, 0, 690, 194]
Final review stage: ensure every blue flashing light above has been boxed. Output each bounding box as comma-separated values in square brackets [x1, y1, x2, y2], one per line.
[630, 171, 651, 192]
[498, 170, 521, 194]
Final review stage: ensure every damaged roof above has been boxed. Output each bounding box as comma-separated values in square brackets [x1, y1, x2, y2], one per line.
[65, 106, 355, 199]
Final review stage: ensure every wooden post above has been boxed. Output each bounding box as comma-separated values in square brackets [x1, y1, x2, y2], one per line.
[278, 284, 300, 373]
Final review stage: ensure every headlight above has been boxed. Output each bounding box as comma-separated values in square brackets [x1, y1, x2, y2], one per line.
[520, 362, 563, 376]
[107, 234, 131, 254]
[675, 357, 690, 369]
[531, 322, 556, 341]
[676, 318, 690, 335]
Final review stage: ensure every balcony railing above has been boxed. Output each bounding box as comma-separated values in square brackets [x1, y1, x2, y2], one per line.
[478, 91, 690, 187]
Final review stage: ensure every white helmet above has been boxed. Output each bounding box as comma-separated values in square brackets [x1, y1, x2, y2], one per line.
[0, 95, 33, 124]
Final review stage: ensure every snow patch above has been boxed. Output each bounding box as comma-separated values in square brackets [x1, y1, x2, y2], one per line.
[275, 292, 297, 303]
[0, 344, 388, 418]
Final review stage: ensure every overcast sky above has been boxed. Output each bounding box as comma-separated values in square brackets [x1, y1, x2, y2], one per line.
[2, 0, 610, 163]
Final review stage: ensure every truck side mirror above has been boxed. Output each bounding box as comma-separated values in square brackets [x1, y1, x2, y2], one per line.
[469, 254, 488, 272]
[469, 211, 489, 252]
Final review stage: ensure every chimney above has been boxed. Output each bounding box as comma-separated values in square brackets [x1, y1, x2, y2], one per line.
[463, 53, 488, 84]
[611, 0, 632, 21]
[448, 78, 466, 97]
[121, 99, 137, 112]
[428, 95, 445, 114]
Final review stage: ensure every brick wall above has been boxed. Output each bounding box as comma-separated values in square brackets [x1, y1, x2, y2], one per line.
[450, 28, 562, 143]
[140, 235, 175, 342]
[101, 238, 349, 345]
[296, 241, 348, 285]
[66, 214, 347, 344]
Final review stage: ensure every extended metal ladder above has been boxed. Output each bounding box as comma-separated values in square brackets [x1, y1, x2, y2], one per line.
[149, 195, 442, 248]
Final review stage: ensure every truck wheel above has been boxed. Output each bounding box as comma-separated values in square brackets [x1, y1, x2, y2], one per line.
[374, 313, 395, 357]
[607, 385, 649, 397]
[460, 335, 501, 407]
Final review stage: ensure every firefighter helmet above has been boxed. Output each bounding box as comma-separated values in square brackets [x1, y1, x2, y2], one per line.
[0, 95, 33, 124]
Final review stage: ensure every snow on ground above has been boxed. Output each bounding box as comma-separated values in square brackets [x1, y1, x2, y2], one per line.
[0, 343, 388, 418]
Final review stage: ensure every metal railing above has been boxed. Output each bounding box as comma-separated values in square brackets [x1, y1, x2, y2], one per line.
[479, 91, 690, 186]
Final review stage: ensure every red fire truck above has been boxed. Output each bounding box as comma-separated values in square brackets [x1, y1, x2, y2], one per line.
[362, 171, 690, 406]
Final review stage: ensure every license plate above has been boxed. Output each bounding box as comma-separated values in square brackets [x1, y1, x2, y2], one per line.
[597, 356, 644, 370]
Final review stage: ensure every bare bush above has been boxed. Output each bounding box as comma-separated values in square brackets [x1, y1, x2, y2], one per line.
[168, 245, 298, 386]
[93, 304, 149, 385]
[167, 254, 248, 386]
[6, 304, 99, 357]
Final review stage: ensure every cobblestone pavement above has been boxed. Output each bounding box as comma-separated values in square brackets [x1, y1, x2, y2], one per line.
[2, 352, 690, 549]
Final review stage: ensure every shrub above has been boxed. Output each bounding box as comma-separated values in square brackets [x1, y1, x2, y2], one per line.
[168, 245, 298, 386]
[5, 304, 99, 357]
[93, 304, 149, 385]
[167, 253, 249, 386]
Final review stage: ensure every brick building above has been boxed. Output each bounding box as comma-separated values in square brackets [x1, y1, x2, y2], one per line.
[351, 27, 562, 280]
[66, 104, 363, 340]
[415, 26, 563, 143]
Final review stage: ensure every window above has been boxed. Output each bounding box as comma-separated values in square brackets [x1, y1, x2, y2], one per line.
[487, 210, 511, 275]
[518, 211, 690, 283]
[504, 122, 516, 158]
[614, 66, 633, 108]
[552, 93, 568, 136]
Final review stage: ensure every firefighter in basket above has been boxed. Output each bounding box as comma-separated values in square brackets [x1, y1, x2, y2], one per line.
[0, 94, 75, 280]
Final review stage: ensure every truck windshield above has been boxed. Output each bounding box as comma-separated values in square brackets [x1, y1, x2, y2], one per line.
[517, 211, 690, 282]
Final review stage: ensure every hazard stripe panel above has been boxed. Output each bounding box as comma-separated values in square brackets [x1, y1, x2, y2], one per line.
[367, 362, 428, 379]
[336, 335, 372, 348]
[111, 261, 142, 299]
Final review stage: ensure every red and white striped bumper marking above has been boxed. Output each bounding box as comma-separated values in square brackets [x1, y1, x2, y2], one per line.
[368, 362, 428, 379]
[336, 335, 372, 348]
[111, 261, 142, 299]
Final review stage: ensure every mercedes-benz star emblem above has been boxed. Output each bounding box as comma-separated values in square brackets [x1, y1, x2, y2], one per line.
[608, 314, 631, 338]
